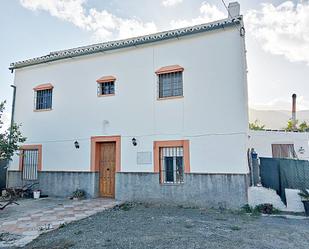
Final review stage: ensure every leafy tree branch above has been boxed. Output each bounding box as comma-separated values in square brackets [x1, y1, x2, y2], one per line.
[0, 101, 26, 161]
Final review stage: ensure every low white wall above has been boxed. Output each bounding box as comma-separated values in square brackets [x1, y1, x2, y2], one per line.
[248, 131, 309, 160]
[248, 186, 305, 212]
[248, 186, 287, 210]
[285, 189, 305, 212]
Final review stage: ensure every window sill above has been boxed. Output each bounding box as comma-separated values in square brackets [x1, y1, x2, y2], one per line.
[157, 96, 184, 101]
[160, 182, 184, 185]
[34, 108, 52, 112]
[98, 94, 115, 97]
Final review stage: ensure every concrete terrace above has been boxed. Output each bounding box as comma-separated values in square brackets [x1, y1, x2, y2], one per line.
[0, 198, 121, 247]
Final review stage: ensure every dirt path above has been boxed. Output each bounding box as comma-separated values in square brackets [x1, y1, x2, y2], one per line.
[17, 203, 309, 249]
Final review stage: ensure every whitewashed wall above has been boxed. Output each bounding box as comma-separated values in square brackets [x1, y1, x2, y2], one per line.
[10, 26, 248, 174]
[248, 130, 309, 160]
[248, 187, 306, 212]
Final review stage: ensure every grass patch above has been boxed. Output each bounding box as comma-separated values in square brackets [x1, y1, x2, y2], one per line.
[230, 225, 241, 231]
[74, 230, 82, 235]
[118, 202, 135, 211]
[240, 204, 280, 216]
[59, 222, 67, 228]
[241, 204, 253, 213]
[215, 217, 228, 221]
[254, 204, 280, 215]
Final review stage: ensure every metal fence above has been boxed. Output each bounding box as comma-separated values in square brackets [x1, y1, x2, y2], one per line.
[260, 157, 309, 204]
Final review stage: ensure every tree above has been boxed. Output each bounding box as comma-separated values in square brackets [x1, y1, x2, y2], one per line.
[0, 101, 26, 161]
[284, 120, 309, 132]
[249, 120, 265, 131]
[285, 119, 297, 132]
[299, 121, 309, 132]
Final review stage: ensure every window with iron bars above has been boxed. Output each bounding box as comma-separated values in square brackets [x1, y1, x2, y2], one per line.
[22, 149, 39, 180]
[160, 147, 184, 183]
[98, 81, 115, 96]
[35, 89, 52, 110]
[158, 71, 183, 98]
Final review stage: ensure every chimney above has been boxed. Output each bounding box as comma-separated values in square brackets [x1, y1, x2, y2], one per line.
[228, 2, 240, 18]
[292, 93, 297, 129]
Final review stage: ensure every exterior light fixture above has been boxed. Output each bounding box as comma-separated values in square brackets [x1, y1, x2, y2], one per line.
[240, 27, 245, 37]
[74, 141, 80, 149]
[132, 138, 137, 146]
[298, 147, 305, 154]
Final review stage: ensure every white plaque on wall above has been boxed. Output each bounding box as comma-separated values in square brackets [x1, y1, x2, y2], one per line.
[137, 152, 152, 164]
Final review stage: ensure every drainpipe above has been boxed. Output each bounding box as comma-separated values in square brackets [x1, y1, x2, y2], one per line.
[292, 93, 297, 130]
[10, 85, 16, 133]
[6, 85, 16, 188]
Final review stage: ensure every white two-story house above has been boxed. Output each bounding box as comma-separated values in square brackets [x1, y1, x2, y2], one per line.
[8, 2, 249, 208]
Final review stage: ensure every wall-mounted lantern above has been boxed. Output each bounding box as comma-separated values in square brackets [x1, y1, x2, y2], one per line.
[74, 141, 80, 149]
[132, 138, 137, 146]
[298, 146, 305, 154]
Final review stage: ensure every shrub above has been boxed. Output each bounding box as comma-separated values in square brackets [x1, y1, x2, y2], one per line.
[254, 203, 279, 214]
[72, 189, 86, 199]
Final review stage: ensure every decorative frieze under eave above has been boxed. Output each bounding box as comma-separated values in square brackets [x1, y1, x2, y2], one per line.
[9, 17, 243, 70]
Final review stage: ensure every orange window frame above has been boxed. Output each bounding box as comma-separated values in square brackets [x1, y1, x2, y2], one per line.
[96, 76, 116, 97]
[33, 83, 53, 111]
[19, 144, 42, 171]
[153, 140, 190, 183]
[155, 65, 184, 100]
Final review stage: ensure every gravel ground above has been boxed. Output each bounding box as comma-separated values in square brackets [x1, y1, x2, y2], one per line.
[18, 203, 309, 249]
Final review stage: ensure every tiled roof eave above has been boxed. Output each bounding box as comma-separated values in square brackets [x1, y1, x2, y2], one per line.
[9, 17, 242, 70]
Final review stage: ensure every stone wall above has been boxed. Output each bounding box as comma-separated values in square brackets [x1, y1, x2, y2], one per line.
[116, 173, 249, 209]
[7, 171, 99, 198]
[8, 171, 249, 209]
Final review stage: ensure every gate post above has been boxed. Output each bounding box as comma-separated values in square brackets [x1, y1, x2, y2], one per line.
[251, 149, 260, 186]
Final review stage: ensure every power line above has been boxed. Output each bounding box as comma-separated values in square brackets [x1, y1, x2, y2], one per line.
[25, 131, 247, 144]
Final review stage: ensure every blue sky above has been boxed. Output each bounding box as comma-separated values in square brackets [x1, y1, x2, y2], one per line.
[1, 0, 309, 126]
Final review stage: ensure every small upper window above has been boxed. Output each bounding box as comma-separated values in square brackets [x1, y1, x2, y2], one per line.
[99, 81, 115, 95]
[96, 76, 116, 96]
[33, 84, 53, 110]
[156, 65, 184, 99]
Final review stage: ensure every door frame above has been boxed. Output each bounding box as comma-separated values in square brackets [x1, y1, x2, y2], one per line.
[90, 135, 121, 173]
[91, 136, 121, 198]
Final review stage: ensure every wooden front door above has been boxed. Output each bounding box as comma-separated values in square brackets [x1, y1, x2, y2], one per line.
[99, 142, 116, 198]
